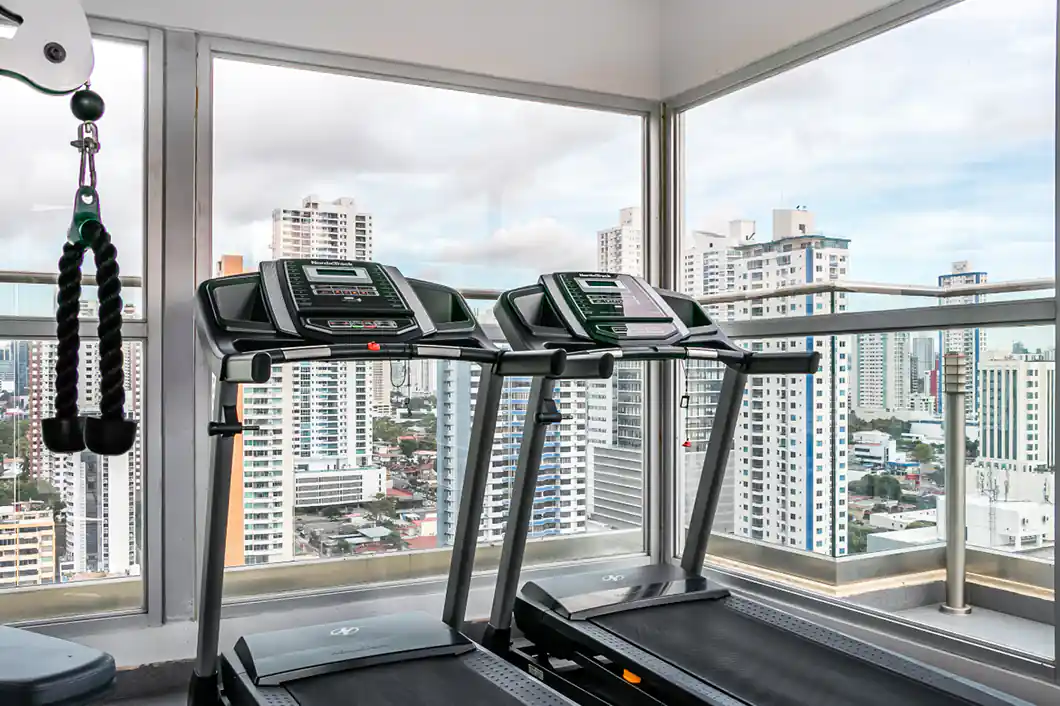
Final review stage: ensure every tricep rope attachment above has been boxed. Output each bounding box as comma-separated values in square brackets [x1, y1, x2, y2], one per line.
[40, 86, 137, 456]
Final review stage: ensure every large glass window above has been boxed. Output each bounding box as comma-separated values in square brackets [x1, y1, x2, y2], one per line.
[0, 36, 146, 620]
[676, 0, 1055, 659]
[211, 57, 645, 593]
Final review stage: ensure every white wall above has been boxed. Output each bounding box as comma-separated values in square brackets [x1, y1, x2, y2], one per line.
[661, 0, 905, 99]
[84, 0, 663, 99]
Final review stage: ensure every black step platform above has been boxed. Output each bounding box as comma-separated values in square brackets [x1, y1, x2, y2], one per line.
[0, 627, 116, 705]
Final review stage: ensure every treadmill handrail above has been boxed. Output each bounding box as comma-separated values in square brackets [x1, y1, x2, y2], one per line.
[219, 345, 569, 383]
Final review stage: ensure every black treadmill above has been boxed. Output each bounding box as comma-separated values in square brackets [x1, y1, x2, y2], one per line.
[486, 271, 1029, 706]
[188, 259, 613, 706]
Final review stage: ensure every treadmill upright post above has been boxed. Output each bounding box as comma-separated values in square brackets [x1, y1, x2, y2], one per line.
[484, 375, 559, 651]
[681, 365, 747, 575]
[191, 380, 240, 697]
[442, 363, 504, 630]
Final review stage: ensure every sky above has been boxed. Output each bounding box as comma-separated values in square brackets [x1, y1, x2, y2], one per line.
[0, 0, 1055, 349]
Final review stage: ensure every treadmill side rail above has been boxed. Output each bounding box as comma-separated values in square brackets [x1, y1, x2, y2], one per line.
[234, 613, 474, 686]
[522, 564, 729, 621]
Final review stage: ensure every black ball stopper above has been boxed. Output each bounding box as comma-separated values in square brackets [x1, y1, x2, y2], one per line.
[71, 89, 105, 123]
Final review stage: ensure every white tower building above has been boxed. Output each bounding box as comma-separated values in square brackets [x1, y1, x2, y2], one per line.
[937, 261, 987, 421]
[855, 332, 911, 412]
[730, 209, 851, 556]
[436, 362, 590, 546]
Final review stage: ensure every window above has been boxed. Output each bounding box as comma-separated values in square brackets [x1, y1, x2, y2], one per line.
[212, 57, 645, 586]
[0, 36, 147, 620]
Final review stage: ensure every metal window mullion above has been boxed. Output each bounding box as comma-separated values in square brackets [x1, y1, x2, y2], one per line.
[194, 34, 217, 613]
[643, 103, 666, 563]
[159, 28, 201, 623]
[143, 25, 166, 626]
[1054, 0, 1060, 679]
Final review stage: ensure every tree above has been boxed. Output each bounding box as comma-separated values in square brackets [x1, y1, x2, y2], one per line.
[335, 539, 352, 555]
[0, 418, 30, 462]
[912, 443, 934, 464]
[905, 521, 936, 530]
[399, 438, 420, 458]
[322, 505, 344, 520]
[365, 493, 399, 522]
[965, 439, 979, 459]
[878, 475, 903, 501]
[849, 524, 883, 554]
[373, 418, 408, 444]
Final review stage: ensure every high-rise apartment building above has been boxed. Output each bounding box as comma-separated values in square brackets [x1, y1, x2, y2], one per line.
[25, 301, 142, 579]
[596, 207, 642, 275]
[224, 195, 381, 566]
[587, 208, 648, 528]
[729, 208, 850, 556]
[436, 362, 590, 545]
[854, 332, 910, 412]
[0, 502, 56, 587]
[978, 354, 1055, 475]
[911, 336, 936, 393]
[938, 261, 987, 420]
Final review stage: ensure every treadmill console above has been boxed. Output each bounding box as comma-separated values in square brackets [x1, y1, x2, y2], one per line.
[497, 271, 728, 352]
[198, 259, 491, 355]
[549, 273, 684, 345]
[259, 259, 434, 341]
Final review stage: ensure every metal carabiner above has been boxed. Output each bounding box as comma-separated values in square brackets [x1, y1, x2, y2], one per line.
[68, 120, 101, 245]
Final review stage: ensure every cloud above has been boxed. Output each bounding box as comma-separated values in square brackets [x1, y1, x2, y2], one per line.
[434, 218, 596, 271]
[684, 0, 1055, 286]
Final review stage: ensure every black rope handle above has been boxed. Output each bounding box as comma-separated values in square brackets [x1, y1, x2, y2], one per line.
[84, 220, 127, 422]
[41, 86, 136, 457]
[41, 242, 89, 452]
[42, 223, 136, 456]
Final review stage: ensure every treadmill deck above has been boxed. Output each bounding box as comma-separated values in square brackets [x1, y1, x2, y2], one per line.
[594, 596, 994, 706]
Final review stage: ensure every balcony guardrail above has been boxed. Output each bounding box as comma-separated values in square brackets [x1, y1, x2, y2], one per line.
[453, 276, 1054, 304]
[1, 271, 1043, 305]
[0, 270, 144, 287]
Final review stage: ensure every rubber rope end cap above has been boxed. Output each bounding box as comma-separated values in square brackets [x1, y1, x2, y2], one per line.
[41, 416, 87, 453]
[84, 417, 137, 456]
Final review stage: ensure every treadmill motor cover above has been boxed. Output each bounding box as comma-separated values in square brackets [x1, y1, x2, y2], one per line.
[0, 627, 116, 705]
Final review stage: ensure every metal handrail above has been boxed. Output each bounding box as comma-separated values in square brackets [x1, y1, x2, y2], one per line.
[0, 270, 144, 287]
[2, 270, 1044, 305]
[697, 277, 1054, 305]
[458, 277, 1054, 304]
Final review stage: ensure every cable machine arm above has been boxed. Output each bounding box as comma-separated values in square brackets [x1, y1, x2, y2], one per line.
[0, 0, 93, 94]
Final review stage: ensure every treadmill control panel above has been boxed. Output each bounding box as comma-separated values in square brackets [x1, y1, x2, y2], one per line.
[550, 272, 683, 345]
[259, 259, 433, 341]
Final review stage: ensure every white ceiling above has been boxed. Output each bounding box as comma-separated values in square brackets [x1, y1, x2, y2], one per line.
[83, 0, 926, 101]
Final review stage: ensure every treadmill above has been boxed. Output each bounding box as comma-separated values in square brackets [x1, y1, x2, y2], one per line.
[188, 258, 613, 706]
[486, 271, 1029, 706]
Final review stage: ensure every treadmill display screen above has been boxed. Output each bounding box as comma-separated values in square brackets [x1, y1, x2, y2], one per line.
[558, 273, 669, 321]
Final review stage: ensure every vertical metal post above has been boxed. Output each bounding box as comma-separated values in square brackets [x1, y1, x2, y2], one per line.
[441, 364, 504, 629]
[681, 366, 747, 574]
[940, 352, 972, 616]
[484, 376, 558, 649]
[192, 381, 239, 679]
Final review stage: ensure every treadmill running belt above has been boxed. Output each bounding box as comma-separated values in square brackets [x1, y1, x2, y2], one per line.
[285, 654, 528, 706]
[595, 599, 974, 706]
